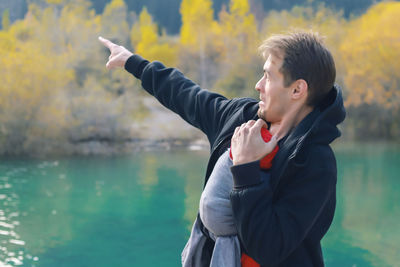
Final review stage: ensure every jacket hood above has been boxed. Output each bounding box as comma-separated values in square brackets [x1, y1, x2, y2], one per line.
[312, 84, 346, 140]
[282, 84, 346, 160]
[268, 85, 346, 190]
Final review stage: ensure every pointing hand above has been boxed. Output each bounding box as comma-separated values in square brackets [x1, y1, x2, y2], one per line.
[98, 36, 133, 69]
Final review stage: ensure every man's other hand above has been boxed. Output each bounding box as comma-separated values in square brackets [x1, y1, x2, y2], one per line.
[98, 36, 133, 69]
[231, 119, 279, 166]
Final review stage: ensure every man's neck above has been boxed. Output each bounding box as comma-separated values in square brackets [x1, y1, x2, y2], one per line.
[269, 105, 313, 138]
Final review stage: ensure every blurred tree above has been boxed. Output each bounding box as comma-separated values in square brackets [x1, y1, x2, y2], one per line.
[260, 3, 347, 86]
[130, 7, 177, 66]
[127, 0, 181, 35]
[0, 0, 27, 30]
[219, 0, 258, 57]
[1, 9, 10, 30]
[339, 1, 400, 140]
[101, 0, 129, 43]
[214, 0, 261, 97]
[0, 0, 149, 155]
[0, 9, 74, 154]
[63, 0, 148, 145]
[340, 1, 400, 110]
[0, 0, 387, 33]
[180, 0, 220, 87]
[1, 0, 399, 155]
[46, 0, 63, 4]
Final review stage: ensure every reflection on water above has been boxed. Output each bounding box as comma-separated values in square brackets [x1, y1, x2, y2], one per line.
[0, 143, 399, 267]
[323, 143, 400, 267]
[0, 166, 39, 266]
[0, 153, 204, 267]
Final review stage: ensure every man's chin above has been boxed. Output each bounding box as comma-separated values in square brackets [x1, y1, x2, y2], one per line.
[257, 109, 268, 122]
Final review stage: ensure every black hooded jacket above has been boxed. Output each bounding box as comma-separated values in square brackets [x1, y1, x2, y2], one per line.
[125, 54, 346, 267]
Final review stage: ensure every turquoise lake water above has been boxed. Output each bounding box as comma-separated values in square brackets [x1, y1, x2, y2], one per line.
[0, 143, 399, 266]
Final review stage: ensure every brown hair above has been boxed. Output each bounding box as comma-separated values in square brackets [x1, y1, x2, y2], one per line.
[259, 30, 336, 107]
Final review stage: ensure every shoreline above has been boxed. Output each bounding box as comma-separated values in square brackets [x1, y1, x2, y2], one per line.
[0, 138, 210, 158]
[1, 138, 399, 158]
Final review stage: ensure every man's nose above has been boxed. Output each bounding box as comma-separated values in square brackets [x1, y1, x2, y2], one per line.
[255, 78, 263, 92]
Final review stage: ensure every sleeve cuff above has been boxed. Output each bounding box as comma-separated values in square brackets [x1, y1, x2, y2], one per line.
[124, 54, 150, 79]
[230, 160, 261, 188]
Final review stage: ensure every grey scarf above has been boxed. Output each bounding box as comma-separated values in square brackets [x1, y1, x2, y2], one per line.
[182, 149, 241, 267]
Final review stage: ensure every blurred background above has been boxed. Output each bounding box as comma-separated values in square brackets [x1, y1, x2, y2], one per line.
[0, 0, 399, 266]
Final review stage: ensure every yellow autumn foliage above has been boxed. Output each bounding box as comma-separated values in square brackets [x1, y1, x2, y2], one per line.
[213, 0, 261, 97]
[340, 1, 400, 109]
[218, 0, 258, 57]
[101, 0, 129, 41]
[0, 0, 148, 155]
[131, 8, 177, 66]
[180, 0, 217, 48]
[0, 16, 74, 153]
[2, 9, 10, 30]
[1, 0, 400, 154]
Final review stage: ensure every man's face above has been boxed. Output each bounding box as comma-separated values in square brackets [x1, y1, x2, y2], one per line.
[255, 54, 291, 123]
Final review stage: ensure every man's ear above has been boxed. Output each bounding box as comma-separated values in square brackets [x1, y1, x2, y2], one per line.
[291, 79, 308, 101]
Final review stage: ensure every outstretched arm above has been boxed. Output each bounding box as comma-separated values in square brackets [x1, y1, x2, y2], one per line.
[99, 36, 247, 145]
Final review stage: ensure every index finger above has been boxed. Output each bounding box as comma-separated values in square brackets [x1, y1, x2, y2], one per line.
[245, 120, 257, 127]
[98, 36, 114, 50]
[252, 118, 267, 130]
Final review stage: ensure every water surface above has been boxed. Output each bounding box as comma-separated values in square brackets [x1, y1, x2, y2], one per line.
[0, 143, 399, 266]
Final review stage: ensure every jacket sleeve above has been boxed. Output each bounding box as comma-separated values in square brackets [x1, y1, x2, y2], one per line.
[229, 145, 336, 266]
[124, 54, 244, 144]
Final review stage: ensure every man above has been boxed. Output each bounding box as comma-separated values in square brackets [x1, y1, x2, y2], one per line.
[99, 31, 346, 266]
